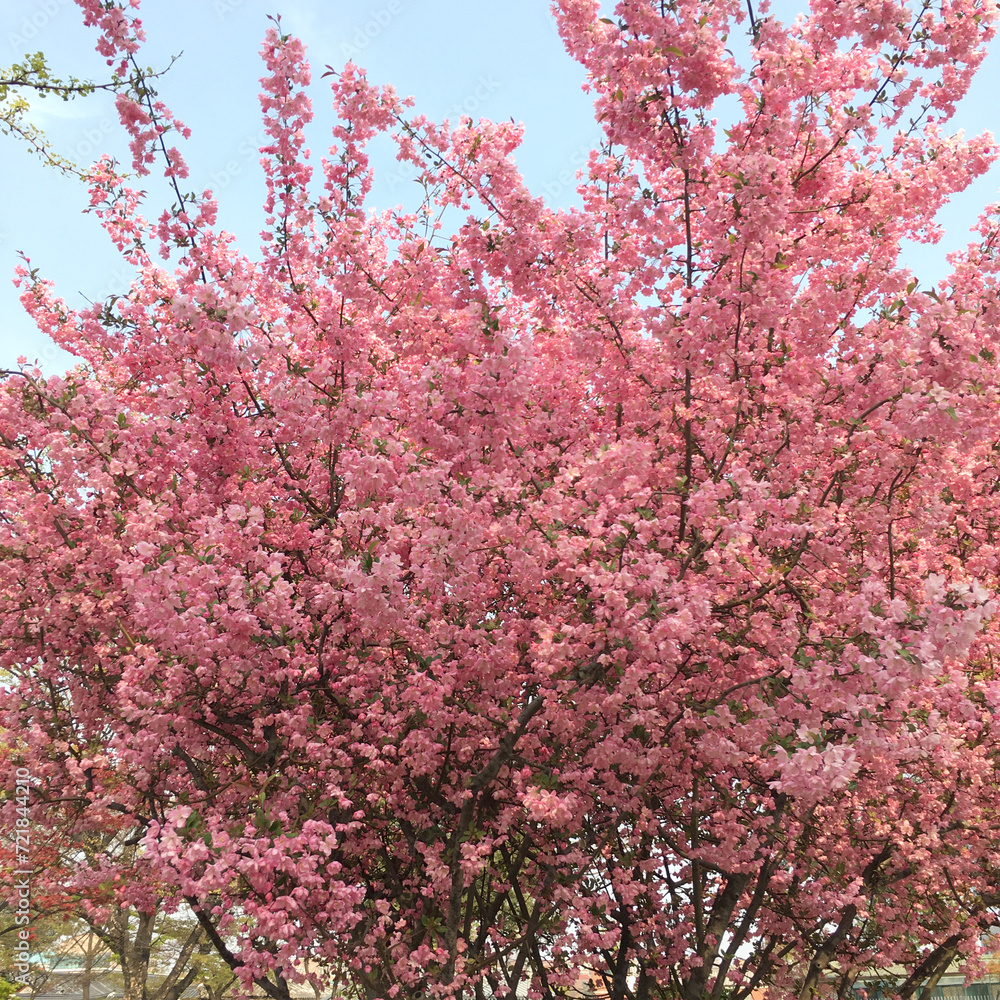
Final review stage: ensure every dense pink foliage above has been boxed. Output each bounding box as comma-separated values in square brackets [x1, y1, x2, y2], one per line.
[5, 2, 1000, 1000]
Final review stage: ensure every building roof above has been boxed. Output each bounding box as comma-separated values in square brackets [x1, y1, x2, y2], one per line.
[18, 970, 202, 1000]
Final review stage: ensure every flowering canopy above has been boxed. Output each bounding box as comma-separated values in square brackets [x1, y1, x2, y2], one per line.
[4, 2, 1000, 1000]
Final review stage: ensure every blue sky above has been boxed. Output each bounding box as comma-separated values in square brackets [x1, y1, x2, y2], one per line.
[1, 0, 999, 373]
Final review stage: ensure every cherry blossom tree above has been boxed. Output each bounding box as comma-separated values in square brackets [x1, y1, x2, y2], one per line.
[4, 2, 1000, 1000]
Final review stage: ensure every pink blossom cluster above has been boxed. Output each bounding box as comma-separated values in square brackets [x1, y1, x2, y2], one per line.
[4, 2, 1000, 1000]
